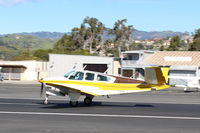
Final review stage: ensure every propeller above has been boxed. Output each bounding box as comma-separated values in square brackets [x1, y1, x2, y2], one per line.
[40, 82, 45, 98]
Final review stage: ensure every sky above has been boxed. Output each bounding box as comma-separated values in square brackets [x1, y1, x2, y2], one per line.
[0, 0, 200, 34]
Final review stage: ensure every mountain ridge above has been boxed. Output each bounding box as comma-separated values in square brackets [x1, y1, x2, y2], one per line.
[0, 30, 188, 40]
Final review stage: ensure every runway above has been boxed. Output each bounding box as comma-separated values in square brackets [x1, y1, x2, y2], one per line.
[0, 82, 200, 133]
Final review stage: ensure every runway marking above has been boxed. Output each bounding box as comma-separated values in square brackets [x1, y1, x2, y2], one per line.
[0, 102, 39, 106]
[0, 111, 200, 120]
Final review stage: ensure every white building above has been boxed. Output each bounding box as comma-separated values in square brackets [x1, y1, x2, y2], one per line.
[0, 60, 48, 80]
[120, 50, 155, 79]
[49, 54, 120, 77]
[120, 50, 200, 87]
[144, 51, 200, 86]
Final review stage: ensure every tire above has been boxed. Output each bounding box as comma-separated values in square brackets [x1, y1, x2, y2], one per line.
[69, 101, 78, 107]
[84, 97, 92, 106]
[43, 100, 48, 105]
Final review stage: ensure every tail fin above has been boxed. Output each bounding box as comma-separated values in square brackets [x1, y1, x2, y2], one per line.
[145, 67, 169, 85]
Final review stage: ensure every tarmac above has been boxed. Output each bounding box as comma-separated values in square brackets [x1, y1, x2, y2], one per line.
[0, 80, 200, 133]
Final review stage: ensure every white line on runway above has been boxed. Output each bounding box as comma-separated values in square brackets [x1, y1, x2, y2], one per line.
[0, 102, 39, 106]
[0, 111, 200, 120]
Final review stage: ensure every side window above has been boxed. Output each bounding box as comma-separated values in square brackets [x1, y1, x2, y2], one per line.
[69, 72, 84, 80]
[85, 73, 95, 81]
[97, 75, 111, 81]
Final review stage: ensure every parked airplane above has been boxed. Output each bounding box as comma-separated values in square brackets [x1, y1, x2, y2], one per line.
[39, 67, 169, 107]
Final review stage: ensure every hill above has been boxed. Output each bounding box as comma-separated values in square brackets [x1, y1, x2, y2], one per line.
[0, 34, 56, 59]
[17, 32, 66, 39]
[0, 30, 189, 60]
[132, 30, 188, 40]
[11, 30, 188, 40]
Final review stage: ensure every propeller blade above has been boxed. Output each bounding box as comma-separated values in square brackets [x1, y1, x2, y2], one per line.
[40, 83, 44, 97]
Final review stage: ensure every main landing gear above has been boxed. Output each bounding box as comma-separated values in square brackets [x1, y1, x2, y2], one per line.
[84, 96, 93, 106]
[69, 101, 79, 107]
[69, 96, 93, 107]
[42, 90, 94, 107]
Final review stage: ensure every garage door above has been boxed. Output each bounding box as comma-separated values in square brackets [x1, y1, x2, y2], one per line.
[169, 70, 196, 86]
[83, 64, 108, 73]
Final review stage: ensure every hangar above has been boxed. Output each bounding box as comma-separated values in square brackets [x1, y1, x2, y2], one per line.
[48, 54, 120, 77]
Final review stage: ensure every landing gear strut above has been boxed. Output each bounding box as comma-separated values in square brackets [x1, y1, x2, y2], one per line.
[68, 92, 81, 107]
[84, 97, 93, 106]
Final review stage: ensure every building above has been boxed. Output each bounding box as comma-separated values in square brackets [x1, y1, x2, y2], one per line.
[120, 50, 155, 79]
[0, 60, 48, 81]
[48, 54, 120, 77]
[144, 51, 200, 86]
[120, 50, 200, 87]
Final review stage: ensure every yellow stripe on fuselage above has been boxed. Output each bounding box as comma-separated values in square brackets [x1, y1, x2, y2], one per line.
[40, 80, 169, 91]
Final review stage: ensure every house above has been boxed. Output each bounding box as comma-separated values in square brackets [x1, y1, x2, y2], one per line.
[0, 60, 48, 81]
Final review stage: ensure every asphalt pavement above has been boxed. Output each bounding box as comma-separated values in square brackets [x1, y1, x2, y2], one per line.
[0, 81, 200, 133]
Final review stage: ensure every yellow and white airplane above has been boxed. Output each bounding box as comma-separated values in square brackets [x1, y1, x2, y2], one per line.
[39, 67, 169, 107]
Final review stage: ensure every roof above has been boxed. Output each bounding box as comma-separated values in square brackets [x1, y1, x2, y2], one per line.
[49, 54, 114, 59]
[121, 50, 154, 54]
[143, 51, 200, 66]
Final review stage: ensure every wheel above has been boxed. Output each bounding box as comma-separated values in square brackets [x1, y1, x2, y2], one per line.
[43, 100, 48, 105]
[84, 97, 92, 106]
[69, 101, 78, 107]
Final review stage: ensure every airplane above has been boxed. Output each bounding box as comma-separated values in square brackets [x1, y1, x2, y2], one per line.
[39, 67, 170, 107]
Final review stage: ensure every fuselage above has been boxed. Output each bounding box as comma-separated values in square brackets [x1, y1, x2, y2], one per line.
[39, 70, 169, 96]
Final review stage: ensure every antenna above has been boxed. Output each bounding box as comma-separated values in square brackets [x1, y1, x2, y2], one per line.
[73, 63, 77, 70]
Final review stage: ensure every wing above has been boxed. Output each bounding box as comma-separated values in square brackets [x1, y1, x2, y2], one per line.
[40, 80, 167, 96]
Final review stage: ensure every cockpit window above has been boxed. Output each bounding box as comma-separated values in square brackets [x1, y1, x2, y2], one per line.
[69, 71, 84, 80]
[97, 74, 111, 81]
[85, 73, 95, 81]
[64, 71, 74, 78]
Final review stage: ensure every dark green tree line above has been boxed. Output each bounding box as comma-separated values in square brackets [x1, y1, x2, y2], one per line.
[189, 29, 200, 51]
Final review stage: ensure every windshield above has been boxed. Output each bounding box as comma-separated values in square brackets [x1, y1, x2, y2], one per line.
[69, 71, 84, 80]
[64, 71, 75, 78]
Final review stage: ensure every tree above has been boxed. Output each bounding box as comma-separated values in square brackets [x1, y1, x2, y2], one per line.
[189, 28, 200, 51]
[167, 36, 180, 51]
[189, 38, 200, 51]
[159, 45, 164, 51]
[54, 34, 76, 52]
[12, 51, 36, 61]
[109, 19, 134, 56]
[194, 29, 200, 40]
[71, 17, 105, 53]
[33, 49, 52, 61]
